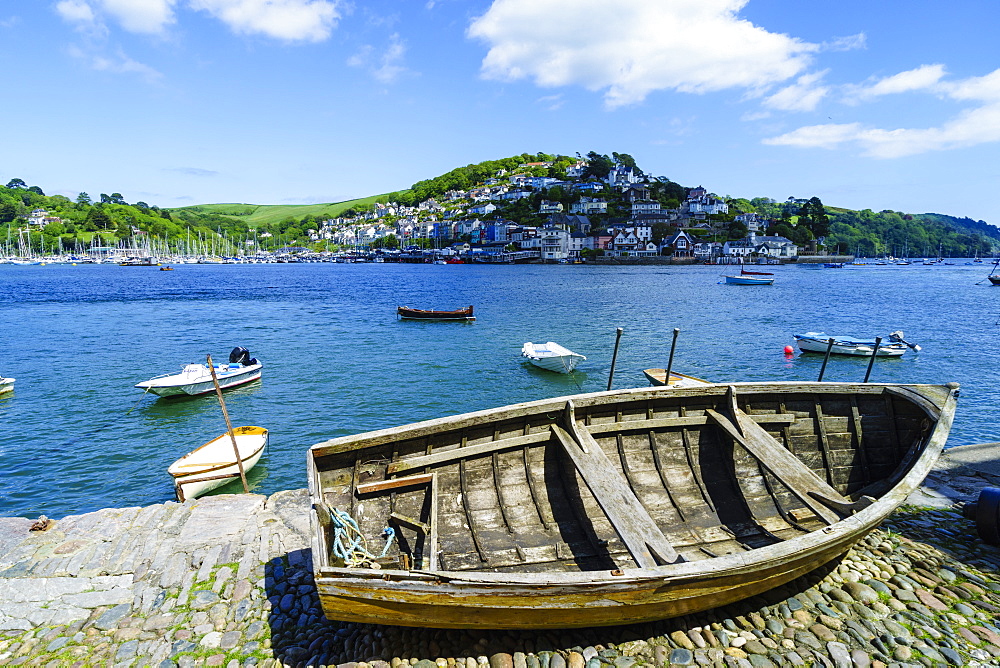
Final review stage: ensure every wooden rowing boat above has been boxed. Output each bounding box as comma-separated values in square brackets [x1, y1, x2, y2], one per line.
[642, 368, 711, 388]
[307, 382, 957, 629]
[397, 306, 475, 321]
[168, 426, 268, 501]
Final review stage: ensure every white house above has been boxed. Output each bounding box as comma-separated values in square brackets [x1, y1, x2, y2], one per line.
[539, 226, 572, 261]
[606, 164, 641, 188]
[469, 202, 497, 216]
[538, 200, 564, 215]
[735, 212, 765, 232]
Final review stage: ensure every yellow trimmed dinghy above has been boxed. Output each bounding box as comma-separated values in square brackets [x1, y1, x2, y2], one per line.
[169, 426, 268, 501]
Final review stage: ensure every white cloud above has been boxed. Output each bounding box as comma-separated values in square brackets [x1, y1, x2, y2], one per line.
[189, 0, 340, 42]
[98, 0, 177, 33]
[536, 94, 563, 111]
[821, 33, 866, 52]
[764, 68, 1000, 158]
[763, 71, 829, 112]
[57, 0, 339, 40]
[68, 45, 163, 83]
[847, 64, 947, 102]
[57, 0, 96, 24]
[467, 0, 817, 108]
[348, 34, 409, 83]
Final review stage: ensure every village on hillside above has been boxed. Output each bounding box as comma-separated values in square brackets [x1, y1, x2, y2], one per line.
[306, 157, 812, 264]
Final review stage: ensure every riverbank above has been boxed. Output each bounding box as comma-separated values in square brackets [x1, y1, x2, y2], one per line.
[1, 445, 999, 667]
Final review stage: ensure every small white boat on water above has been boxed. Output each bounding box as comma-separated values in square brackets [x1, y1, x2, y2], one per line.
[724, 268, 775, 285]
[0, 376, 14, 395]
[522, 341, 586, 373]
[135, 347, 262, 397]
[792, 332, 917, 357]
[168, 426, 268, 501]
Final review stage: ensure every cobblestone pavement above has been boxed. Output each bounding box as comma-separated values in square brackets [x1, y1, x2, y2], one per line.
[1, 450, 999, 667]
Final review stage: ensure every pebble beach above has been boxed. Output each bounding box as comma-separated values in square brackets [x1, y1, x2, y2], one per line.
[2, 445, 999, 668]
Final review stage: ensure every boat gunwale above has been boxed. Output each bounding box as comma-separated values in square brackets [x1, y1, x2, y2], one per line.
[308, 382, 957, 587]
[136, 362, 262, 385]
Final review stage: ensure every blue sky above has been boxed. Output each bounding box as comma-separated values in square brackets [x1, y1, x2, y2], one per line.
[3, 1, 999, 225]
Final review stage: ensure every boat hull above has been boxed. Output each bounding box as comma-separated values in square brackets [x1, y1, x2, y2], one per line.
[794, 335, 907, 357]
[135, 363, 262, 396]
[989, 275, 1000, 285]
[725, 275, 774, 285]
[397, 306, 475, 321]
[169, 426, 268, 501]
[522, 342, 586, 373]
[307, 381, 957, 629]
[0, 378, 14, 395]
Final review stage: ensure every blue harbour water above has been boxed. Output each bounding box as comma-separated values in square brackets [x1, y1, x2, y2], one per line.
[1, 261, 997, 520]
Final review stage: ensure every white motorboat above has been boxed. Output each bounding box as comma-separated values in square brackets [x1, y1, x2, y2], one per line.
[0, 376, 14, 395]
[135, 347, 262, 397]
[522, 341, 586, 373]
[168, 426, 268, 501]
[792, 332, 911, 357]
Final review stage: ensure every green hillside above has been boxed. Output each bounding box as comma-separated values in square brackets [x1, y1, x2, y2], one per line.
[171, 195, 402, 226]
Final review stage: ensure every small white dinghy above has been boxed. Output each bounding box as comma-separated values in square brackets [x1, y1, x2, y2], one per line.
[135, 347, 262, 397]
[522, 341, 586, 374]
[168, 426, 268, 501]
[0, 376, 14, 395]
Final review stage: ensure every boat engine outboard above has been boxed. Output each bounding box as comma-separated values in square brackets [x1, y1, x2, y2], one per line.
[888, 330, 921, 351]
[229, 346, 257, 366]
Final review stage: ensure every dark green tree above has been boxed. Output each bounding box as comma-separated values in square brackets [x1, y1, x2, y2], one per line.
[0, 200, 16, 223]
[6, 178, 26, 189]
[612, 152, 640, 175]
[727, 221, 748, 240]
[76, 192, 92, 206]
[581, 152, 613, 180]
[798, 197, 829, 237]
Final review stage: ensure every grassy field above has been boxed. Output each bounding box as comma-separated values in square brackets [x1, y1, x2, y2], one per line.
[168, 193, 406, 226]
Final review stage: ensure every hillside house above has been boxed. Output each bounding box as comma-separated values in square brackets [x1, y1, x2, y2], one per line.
[606, 164, 641, 188]
[538, 200, 564, 215]
[661, 230, 697, 258]
[631, 200, 661, 216]
[469, 202, 497, 216]
[570, 197, 607, 215]
[607, 228, 657, 257]
[735, 212, 765, 232]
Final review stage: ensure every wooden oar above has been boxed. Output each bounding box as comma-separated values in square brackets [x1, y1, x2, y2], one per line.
[207, 354, 249, 493]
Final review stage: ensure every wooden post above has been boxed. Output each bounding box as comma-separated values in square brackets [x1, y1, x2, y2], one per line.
[664, 328, 680, 386]
[207, 354, 249, 493]
[607, 327, 624, 391]
[817, 338, 835, 381]
[863, 337, 882, 383]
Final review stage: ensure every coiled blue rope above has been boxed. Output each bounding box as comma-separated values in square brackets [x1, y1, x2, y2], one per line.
[329, 506, 395, 567]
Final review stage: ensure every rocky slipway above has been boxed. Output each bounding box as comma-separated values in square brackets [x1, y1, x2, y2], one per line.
[1, 444, 1000, 668]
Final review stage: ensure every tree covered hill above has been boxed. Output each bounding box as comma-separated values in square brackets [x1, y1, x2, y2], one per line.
[3, 153, 999, 258]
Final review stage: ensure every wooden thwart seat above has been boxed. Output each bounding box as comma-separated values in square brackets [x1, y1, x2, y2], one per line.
[707, 386, 868, 525]
[552, 401, 681, 568]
